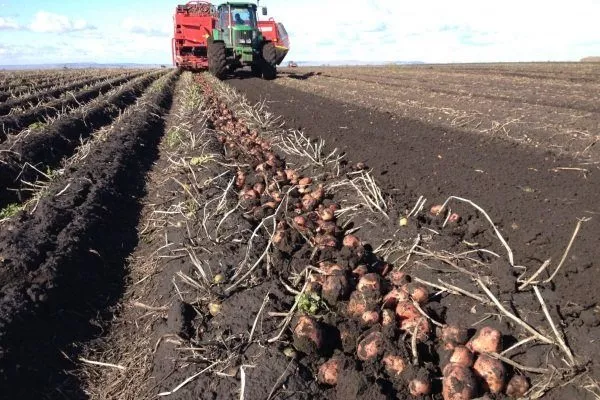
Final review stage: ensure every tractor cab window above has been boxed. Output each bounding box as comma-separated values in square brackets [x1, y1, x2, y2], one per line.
[228, 7, 257, 28]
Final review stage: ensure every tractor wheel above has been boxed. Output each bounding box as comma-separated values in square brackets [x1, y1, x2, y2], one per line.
[261, 42, 277, 80]
[251, 64, 262, 77]
[208, 42, 227, 79]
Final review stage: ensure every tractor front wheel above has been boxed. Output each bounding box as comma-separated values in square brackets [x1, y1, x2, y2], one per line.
[261, 42, 277, 80]
[208, 42, 227, 79]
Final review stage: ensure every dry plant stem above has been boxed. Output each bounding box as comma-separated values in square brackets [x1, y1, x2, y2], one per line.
[79, 357, 126, 371]
[413, 300, 443, 327]
[439, 196, 515, 266]
[248, 292, 270, 343]
[545, 217, 591, 283]
[533, 285, 576, 366]
[239, 365, 255, 400]
[412, 276, 489, 304]
[266, 359, 295, 400]
[157, 361, 219, 396]
[411, 321, 420, 365]
[519, 259, 552, 290]
[477, 278, 554, 345]
[486, 352, 549, 374]
[500, 336, 537, 355]
[268, 275, 311, 343]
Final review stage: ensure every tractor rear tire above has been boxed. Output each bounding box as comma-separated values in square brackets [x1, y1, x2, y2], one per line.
[208, 42, 227, 80]
[261, 42, 277, 80]
[251, 64, 262, 77]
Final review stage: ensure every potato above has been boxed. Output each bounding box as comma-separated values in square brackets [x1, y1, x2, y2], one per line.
[403, 282, 429, 304]
[382, 288, 409, 309]
[443, 364, 477, 400]
[347, 291, 369, 319]
[318, 357, 341, 386]
[473, 355, 506, 394]
[342, 234, 360, 248]
[357, 331, 383, 361]
[449, 346, 474, 368]
[400, 317, 431, 341]
[467, 326, 502, 354]
[409, 376, 432, 396]
[352, 264, 368, 278]
[357, 273, 381, 294]
[395, 301, 420, 321]
[322, 274, 350, 306]
[361, 311, 379, 326]
[506, 375, 529, 398]
[382, 354, 406, 377]
[381, 309, 396, 327]
[293, 315, 323, 354]
[388, 270, 409, 286]
[440, 324, 469, 350]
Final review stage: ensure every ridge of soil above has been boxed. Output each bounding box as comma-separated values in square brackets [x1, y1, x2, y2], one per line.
[0, 70, 166, 208]
[0, 71, 178, 399]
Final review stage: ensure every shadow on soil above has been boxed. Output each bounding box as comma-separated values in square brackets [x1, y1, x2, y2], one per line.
[0, 111, 170, 399]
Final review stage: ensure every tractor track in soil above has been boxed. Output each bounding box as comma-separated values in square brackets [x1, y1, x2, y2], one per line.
[0, 70, 152, 138]
[0, 70, 168, 209]
[0, 70, 136, 116]
[228, 75, 600, 398]
[0, 70, 179, 399]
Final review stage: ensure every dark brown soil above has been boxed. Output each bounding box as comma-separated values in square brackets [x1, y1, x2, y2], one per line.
[0, 71, 164, 209]
[0, 71, 150, 138]
[0, 71, 178, 399]
[228, 74, 600, 399]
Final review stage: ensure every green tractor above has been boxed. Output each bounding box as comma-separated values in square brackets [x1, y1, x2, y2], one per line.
[208, 2, 277, 80]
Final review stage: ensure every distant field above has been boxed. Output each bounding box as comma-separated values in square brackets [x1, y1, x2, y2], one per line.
[276, 62, 600, 163]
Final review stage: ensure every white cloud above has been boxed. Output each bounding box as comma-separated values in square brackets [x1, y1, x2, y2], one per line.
[0, 16, 19, 30]
[28, 11, 95, 33]
[274, 0, 600, 63]
[122, 17, 170, 37]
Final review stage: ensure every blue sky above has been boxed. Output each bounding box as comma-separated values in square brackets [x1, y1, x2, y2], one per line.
[1, 0, 599, 65]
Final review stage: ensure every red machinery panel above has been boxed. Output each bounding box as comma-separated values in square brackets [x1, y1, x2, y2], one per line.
[172, 1, 217, 70]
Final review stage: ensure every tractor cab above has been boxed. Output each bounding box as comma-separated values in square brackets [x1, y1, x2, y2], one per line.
[215, 2, 261, 64]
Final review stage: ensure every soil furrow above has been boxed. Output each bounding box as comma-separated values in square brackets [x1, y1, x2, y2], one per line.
[0, 70, 179, 399]
[0, 70, 167, 209]
[0, 70, 153, 137]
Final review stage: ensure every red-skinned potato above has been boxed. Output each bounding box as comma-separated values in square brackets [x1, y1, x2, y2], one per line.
[342, 234, 360, 248]
[381, 309, 396, 327]
[352, 264, 368, 278]
[357, 331, 383, 361]
[409, 375, 432, 396]
[449, 346, 474, 368]
[347, 291, 369, 319]
[443, 364, 477, 400]
[506, 375, 529, 398]
[440, 324, 470, 350]
[400, 317, 431, 341]
[382, 288, 409, 309]
[382, 354, 406, 377]
[388, 270, 409, 286]
[473, 355, 506, 394]
[448, 213, 461, 223]
[318, 358, 341, 386]
[361, 311, 380, 326]
[322, 274, 350, 306]
[403, 283, 429, 304]
[357, 273, 381, 294]
[293, 316, 323, 354]
[467, 326, 502, 354]
[395, 301, 420, 321]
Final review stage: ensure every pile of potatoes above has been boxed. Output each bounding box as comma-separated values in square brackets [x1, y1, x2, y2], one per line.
[198, 78, 530, 399]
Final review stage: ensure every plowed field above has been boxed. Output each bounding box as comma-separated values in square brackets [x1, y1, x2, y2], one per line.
[0, 64, 598, 400]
